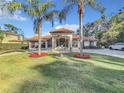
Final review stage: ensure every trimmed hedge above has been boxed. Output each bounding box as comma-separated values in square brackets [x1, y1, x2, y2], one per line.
[0, 43, 27, 50]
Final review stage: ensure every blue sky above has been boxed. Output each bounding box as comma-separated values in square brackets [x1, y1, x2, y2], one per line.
[0, 0, 124, 37]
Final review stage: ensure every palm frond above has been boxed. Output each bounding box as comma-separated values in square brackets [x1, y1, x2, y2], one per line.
[33, 18, 38, 34]
[7, 1, 22, 13]
[59, 4, 74, 23]
[64, 0, 77, 3]
[24, 1, 55, 17]
[25, 7, 38, 17]
[39, 1, 55, 15]
[86, 0, 105, 13]
[43, 10, 59, 26]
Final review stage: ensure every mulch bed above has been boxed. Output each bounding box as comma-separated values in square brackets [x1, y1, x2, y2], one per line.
[74, 53, 91, 59]
[29, 52, 48, 58]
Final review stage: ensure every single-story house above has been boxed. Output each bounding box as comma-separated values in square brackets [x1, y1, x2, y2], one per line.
[1, 32, 24, 44]
[27, 28, 97, 50]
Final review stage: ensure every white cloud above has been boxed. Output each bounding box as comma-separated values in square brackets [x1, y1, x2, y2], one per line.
[12, 14, 27, 21]
[0, 1, 27, 21]
[43, 32, 51, 36]
[54, 21, 59, 26]
[12, 10, 27, 21]
[55, 24, 79, 32]
[0, 11, 27, 21]
[5, 0, 12, 2]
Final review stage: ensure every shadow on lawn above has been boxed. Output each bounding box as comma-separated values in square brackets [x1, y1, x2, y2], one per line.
[91, 54, 124, 64]
[92, 59, 124, 67]
[18, 59, 124, 93]
[69, 56, 124, 67]
[67, 53, 124, 67]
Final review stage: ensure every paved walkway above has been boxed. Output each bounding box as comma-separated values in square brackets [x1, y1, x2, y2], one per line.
[73, 48, 124, 59]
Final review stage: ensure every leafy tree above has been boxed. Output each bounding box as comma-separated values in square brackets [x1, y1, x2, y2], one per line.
[63, 0, 104, 55]
[4, 24, 20, 33]
[118, 8, 124, 17]
[7, 0, 58, 55]
[98, 9, 124, 46]
[0, 27, 4, 43]
[100, 31, 119, 47]
[117, 30, 124, 42]
[83, 23, 93, 36]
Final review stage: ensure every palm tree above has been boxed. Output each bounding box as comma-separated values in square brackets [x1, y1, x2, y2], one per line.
[63, 0, 104, 56]
[7, 0, 58, 55]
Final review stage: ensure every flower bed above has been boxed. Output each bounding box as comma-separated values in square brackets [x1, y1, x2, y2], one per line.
[29, 52, 48, 58]
[74, 53, 91, 59]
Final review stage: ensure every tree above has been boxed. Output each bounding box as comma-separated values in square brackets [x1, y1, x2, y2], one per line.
[117, 30, 124, 42]
[0, 27, 4, 43]
[4, 24, 20, 33]
[7, 0, 58, 55]
[117, 7, 124, 20]
[63, 0, 104, 56]
[100, 31, 119, 47]
[83, 22, 96, 36]
[98, 9, 124, 46]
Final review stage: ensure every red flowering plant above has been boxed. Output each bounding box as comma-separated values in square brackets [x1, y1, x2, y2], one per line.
[29, 52, 48, 58]
[74, 53, 91, 59]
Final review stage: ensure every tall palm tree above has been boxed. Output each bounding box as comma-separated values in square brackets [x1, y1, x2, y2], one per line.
[63, 0, 104, 56]
[7, 0, 58, 55]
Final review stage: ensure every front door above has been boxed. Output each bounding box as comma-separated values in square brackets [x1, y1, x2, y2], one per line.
[56, 38, 68, 47]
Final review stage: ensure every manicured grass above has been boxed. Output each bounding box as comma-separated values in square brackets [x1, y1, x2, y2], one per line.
[0, 53, 124, 93]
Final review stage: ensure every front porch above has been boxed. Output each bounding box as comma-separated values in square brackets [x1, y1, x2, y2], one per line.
[28, 28, 97, 51]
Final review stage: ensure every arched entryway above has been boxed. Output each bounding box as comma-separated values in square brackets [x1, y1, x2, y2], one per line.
[56, 38, 69, 47]
[50, 28, 73, 49]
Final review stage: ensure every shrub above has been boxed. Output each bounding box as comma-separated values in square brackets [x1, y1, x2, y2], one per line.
[0, 43, 27, 50]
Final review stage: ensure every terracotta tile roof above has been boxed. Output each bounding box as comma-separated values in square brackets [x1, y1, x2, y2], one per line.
[73, 35, 80, 39]
[28, 34, 96, 41]
[73, 35, 97, 41]
[27, 35, 52, 41]
[4, 32, 21, 36]
[42, 35, 52, 40]
[9, 40, 23, 42]
[50, 28, 74, 34]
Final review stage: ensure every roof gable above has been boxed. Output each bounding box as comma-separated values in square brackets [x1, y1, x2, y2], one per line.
[50, 28, 74, 34]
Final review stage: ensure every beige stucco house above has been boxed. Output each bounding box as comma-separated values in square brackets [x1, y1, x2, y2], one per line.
[2, 32, 24, 44]
[28, 28, 97, 50]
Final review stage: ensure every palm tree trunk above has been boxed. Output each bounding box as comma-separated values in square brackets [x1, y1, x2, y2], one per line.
[78, 2, 84, 56]
[38, 18, 42, 55]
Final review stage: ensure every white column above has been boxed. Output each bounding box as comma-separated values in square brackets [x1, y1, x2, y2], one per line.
[54, 39, 56, 48]
[69, 35, 73, 51]
[84, 41, 90, 47]
[29, 42, 32, 50]
[52, 37, 55, 49]
[45, 41, 48, 49]
[78, 40, 80, 48]
[94, 41, 97, 46]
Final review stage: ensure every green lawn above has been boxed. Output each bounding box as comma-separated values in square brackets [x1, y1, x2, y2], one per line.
[0, 53, 124, 93]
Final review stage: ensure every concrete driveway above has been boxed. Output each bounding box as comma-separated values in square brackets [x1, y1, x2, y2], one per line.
[73, 48, 124, 59]
[29, 48, 124, 59]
